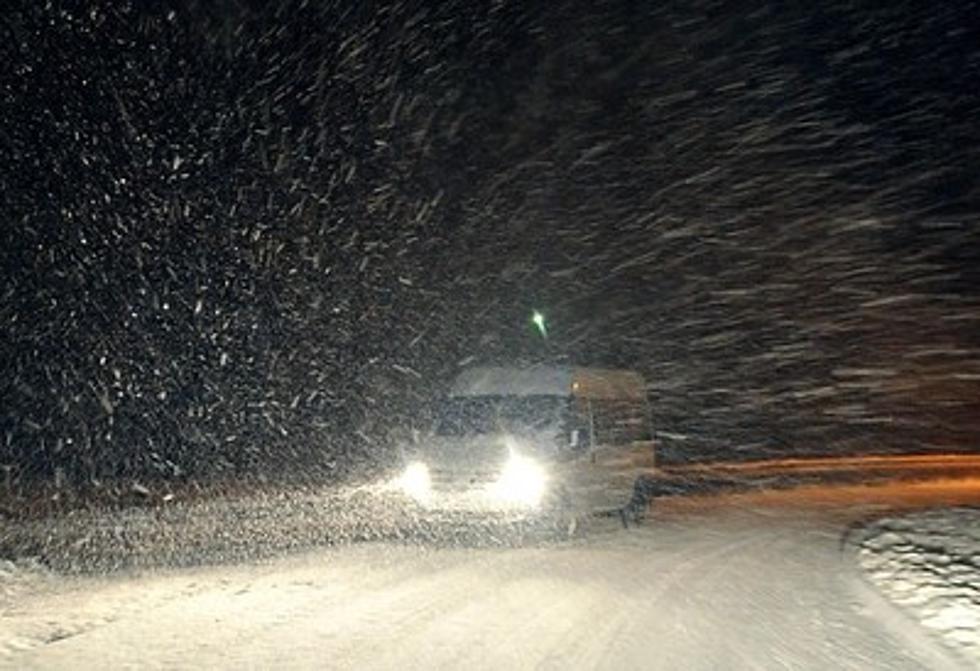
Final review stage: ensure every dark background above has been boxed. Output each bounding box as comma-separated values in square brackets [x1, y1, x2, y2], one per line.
[2, 0, 978, 489]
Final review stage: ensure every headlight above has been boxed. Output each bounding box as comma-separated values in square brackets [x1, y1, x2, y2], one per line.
[396, 461, 431, 501]
[491, 452, 547, 507]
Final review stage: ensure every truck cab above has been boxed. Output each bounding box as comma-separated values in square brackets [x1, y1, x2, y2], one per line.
[392, 366, 655, 518]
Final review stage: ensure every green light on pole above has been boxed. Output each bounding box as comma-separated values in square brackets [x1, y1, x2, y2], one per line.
[532, 310, 548, 338]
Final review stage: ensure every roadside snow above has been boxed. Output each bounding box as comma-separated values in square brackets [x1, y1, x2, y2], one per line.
[0, 558, 56, 657]
[0, 484, 558, 574]
[0, 558, 48, 602]
[855, 507, 980, 664]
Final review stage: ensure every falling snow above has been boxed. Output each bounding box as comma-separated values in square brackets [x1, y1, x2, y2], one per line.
[1, 6, 979, 669]
[1, 0, 978, 543]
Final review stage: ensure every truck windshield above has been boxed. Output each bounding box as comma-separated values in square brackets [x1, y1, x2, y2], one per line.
[435, 395, 567, 436]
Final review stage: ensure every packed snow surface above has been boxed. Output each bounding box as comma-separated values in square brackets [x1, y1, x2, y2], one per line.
[3, 478, 979, 670]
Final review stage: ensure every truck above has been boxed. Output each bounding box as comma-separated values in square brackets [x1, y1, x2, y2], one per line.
[390, 365, 656, 528]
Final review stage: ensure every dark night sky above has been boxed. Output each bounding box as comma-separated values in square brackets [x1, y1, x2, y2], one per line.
[2, 0, 978, 483]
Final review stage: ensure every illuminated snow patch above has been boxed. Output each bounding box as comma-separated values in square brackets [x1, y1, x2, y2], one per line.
[854, 507, 980, 663]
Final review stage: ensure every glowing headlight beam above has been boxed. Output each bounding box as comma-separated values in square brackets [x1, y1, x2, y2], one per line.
[395, 461, 431, 501]
[492, 452, 547, 507]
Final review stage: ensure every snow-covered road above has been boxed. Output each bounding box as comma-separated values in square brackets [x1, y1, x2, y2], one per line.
[3, 478, 979, 670]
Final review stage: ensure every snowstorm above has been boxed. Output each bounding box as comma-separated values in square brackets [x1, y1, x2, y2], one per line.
[2, 1, 979, 669]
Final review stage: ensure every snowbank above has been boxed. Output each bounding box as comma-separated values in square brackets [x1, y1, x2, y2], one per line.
[0, 484, 562, 574]
[0, 486, 411, 573]
[0, 558, 49, 603]
[854, 507, 980, 664]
